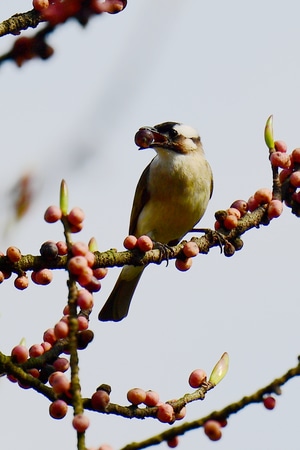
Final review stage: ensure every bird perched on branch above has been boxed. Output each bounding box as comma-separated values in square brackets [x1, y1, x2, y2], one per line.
[98, 121, 213, 322]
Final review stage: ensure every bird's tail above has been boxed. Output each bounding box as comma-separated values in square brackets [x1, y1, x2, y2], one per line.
[98, 265, 144, 322]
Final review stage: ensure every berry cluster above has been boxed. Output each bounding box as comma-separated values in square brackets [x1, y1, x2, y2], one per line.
[271, 143, 300, 216]
[123, 234, 200, 273]
[33, 0, 127, 25]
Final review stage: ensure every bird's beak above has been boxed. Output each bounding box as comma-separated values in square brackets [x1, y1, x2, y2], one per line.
[134, 127, 168, 150]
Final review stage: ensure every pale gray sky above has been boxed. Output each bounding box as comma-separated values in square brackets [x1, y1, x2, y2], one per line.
[0, 1, 299, 449]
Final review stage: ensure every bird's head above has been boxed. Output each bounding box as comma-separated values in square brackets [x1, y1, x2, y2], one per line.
[134, 122, 202, 154]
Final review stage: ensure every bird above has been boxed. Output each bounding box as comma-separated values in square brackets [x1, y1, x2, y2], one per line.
[98, 121, 213, 322]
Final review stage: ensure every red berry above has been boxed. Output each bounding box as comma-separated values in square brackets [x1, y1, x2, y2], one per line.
[123, 235, 137, 249]
[144, 390, 160, 407]
[157, 403, 174, 423]
[72, 414, 90, 432]
[188, 369, 207, 388]
[136, 235, 153, 252]
[14, 275, 29, 290]
[127, 388, 146, 405]
[183, 242, 199, 258]
[230, 200, 248, 216]
[11, 344, 29, 363]
[267, 200, 283, 219]
[44, 205, 62, 223]
[6, 246, 22, 262]
[204, 420, 222, 441]
[49, 399, 68, 419]
[135, 128, 154, 148]
[270, 152, 291, 169]
[67, 207, 85, 226]
[274, 140, 288, 153]
[254, 188, 272, 205]
[263, 396, 276, 410]
[32, 0, 49, 12]
[167, 436, 179, 448]
[29, 344, 44, 357]
[91, 390, 110, 411]
[175, 258, 192, 271]
[289, 171, 300, 187]
[223, 214, 238, 230]
[291, 148, 300, 163]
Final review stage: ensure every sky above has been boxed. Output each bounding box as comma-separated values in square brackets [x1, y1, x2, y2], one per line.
[0, 1, 300, 449]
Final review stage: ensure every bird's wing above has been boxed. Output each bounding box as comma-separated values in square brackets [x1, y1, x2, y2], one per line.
[129, 159, 153, 235]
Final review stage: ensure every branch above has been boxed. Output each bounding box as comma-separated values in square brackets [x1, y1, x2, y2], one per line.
[0, 9, 43, 37]
[121, 357, 300, 450]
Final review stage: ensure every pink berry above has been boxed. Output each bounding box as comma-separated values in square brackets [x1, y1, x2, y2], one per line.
[157, 403, 174, 423]
[72, 242, 89, 256]
[53, 357, 70, 372]
[32, 0, 50, 12]
[41, 341, 52, 352]
[14, 275, 29, 290]
[77, 289, 94, 310]
[49, 371, 70, 395]
[247, 195, 259, 212]
[144, 390, 160, 407]
[267, 199, 283, 219]
[72, 414, 90, 432]
[291, 148, 300, 163]
[274, 140, 288, 153]
[123, 235, 137, 249]
[227, 207, 241, 219]
[56, 241, 68, 255]
[254, 188, 272, 205]
[6, 246, 22, 262]
[279, 168, 293, 183]
[93, 267, 108, 280]
[188, 369, 207, 388]
[175, 258, 192, 271]
[43, 328, 57, 345]
[167, 436, 179, 448]
[263, 396, 276, 410]
[78, 266, 94, 285]
[204, 420, 222, 441]
[29, 344, 44, 357]
[32, 269, 53, 285]
[127, 388, 146, 405]
[68, 256, 88, 275]
[230, 200, 248, 216]
[83, 277, 101, 292]
[183, 242, 199, 258]
[54, 321, 69, 339]
[175, 406, 186, 420]
[289, 171, 300, 187]
[11, 344, 29, 363]
[85, 251, 95, 268]
[91, 390, 110, 411]
[49, 399, 68, 419]
[77, 315, 89, 331]
[44, 205, 62, 223]
[136, 235, 153, 252]
[223, 214, 238, 230]
[270, 152, 291, 169]
[67, 207, 85, 227]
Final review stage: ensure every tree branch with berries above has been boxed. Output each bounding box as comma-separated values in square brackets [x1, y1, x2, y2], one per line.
[0, 114, 300, 449]
[0, 0, 127, 66]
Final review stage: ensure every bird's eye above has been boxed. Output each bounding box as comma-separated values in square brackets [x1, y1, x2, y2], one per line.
[169, 128, 178, 139]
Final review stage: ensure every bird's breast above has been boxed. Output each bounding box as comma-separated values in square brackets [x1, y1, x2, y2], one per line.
[135, 152, 212, 243]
